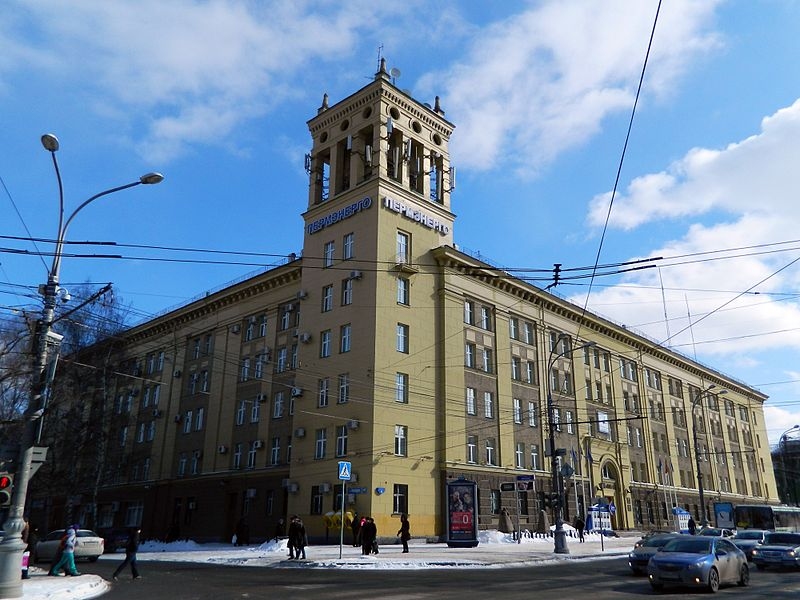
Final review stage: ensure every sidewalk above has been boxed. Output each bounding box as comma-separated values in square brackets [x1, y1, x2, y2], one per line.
[14, 530, 635, 599]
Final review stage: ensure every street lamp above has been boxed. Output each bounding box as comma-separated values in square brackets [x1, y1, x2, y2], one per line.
[547, 334, 596, 554]
[691, 384, 726, 527]
[780, 424, 800, 505]
[0, 134, 162, 599]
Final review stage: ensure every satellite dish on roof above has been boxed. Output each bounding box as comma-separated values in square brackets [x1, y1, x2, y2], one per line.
[389, 67, 401, 84]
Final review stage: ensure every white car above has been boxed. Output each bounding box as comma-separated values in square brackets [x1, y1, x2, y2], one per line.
[34, 529, 105, 563]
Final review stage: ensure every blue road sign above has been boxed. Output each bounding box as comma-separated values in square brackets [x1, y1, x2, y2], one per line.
[516, 475, 535, 481]
[349, 487, 367, 494]
[338, 461, 352, 480]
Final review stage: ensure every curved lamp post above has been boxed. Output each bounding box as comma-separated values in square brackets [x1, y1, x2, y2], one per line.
[780, 424, 800, 505]
[0, 134, 162, 599]
[547, 334, 596, 554]
[691, 384, 726, 527]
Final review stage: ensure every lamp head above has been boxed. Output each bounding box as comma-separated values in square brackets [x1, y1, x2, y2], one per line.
[41, 133, 60, 152]
[140, 172, 164, 185]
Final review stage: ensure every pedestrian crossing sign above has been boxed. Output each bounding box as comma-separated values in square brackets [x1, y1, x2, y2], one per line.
[338, 461, 351, 480]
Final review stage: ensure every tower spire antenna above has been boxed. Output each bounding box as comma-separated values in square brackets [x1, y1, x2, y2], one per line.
[376, 44, 384, 71]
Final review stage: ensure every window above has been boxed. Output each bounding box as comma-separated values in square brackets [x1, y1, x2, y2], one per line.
[336, 425, 348, 457]
[480, 306, 492, 331]
[200, 370, 209, 392]
[465, 343, 476, 368]
[524, 322, 535, 345]
[509, 317, 519, 340]
[341, 278, 353, 305]
[136, 423, 145, 443]
[247, 441, 257, 468]
[343, 232, 354, 260]
[236, 400, 246, 426]
[196, 407, 205, 430]
[397, 276, 409, 305]
[484, 392, 494, 419]
[177, 453, 187, 477]
[528, 402, 537, 427]
[233, 443, 242, 469]
[249, 400, 259, 423]
[393, 484, 408, 515]
[525, 361, 535, 384]
[270, 437, 280, 466]
[153, 384, 161, 406]
[395, 373, 409, 404]
[193, 339, 201, 359]
[183, 410, 192, 434]
[147, 421, 155, 441]
[337, 373, 350, 403]
[513, 398, 522, 424]
[276, 347, 287, 373]
[241, 358, 250, 382]
[324, 240, 335, 267]
[490, 489, 501, 514]
[553, 408, 561, 431]
[394, 425, 408, 456]
[322, 285, 333, 312]
[273, 392, 284, 418]
[566, 410, 573, 434]
[485, 438, 496, 465]
[340, 324, 351, 353]
[320, 330, 331, 358]
[245, 317, 255, 341]
[315, 429, 327, 459]
[396, 323, 409, 353]
[189, 372, 198, 394]
[464, 300, 475, 325]
[259, 315, 268, 337]
[310, 486, 323, 515]
[511, 357, 521, 380]
[396, 231, 410, 264]
[530, 444, 539, 470]
[515, 442, 525, 469]
[482, 348, 493, 373]
[318, 378, 329, 407]
[467, 435, 477, 463]
[466, 388, 476, 415]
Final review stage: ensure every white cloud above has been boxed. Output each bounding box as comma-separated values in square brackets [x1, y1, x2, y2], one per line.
[425, 0, 722, 176]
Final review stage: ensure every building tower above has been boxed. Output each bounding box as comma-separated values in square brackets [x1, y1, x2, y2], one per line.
[289, 59, 455, 536]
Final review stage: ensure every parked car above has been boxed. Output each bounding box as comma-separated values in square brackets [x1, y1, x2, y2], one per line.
[697, 527, 735, 538]
[97, 527, 130, 554]
[628, 533, 683, 575]
[751, 531, 800, 570]
[731, 530, 768, 561]
[34, 529, 104, 563]
[647, 535, 749, 592]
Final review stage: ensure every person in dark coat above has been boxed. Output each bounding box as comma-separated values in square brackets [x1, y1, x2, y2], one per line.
[112, 528, 141, 580]
[293, 517, 307, 559]
[286, 516, 298, 559]
[397, 513, 410, 553]
[350, 512, 360, 547]
[573, 516, 586, 543]
[273, 518, 286, 542]
[361, 517, 377, 556]
[688, 516, 697, 535]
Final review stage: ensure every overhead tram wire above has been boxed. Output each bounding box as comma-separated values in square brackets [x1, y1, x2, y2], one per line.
[574, 0, 662, 339]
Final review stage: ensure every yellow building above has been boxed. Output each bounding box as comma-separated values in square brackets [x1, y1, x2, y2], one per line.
[35, 61, 777, 543]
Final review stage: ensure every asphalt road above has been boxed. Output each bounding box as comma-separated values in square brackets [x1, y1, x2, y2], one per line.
[85, 557, 800, 600]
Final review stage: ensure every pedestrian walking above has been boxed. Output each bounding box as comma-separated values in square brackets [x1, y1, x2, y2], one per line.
[49, 528, 80, 577]
[573, 516, 585, 543]
[350, 512, 360, 547]
[361, 517, 377, 555]
[273, 517, 286, 542]
[397, 513, 410, 553]
[286, 515, 298, 559]
[688, 516, 697, 535]
[293, 517, 307, 559]
[112, 528, 141, 581]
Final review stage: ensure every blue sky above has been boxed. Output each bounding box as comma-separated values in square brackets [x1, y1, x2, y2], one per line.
[2, 0, 800, 446]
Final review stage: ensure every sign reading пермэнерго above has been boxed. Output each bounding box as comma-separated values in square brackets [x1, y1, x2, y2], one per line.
[307, 196, 373, 235]
[383, 196, 450, 235]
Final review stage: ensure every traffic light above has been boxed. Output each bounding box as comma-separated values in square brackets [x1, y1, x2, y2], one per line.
[550, 493, 562, 510]
[0, 474, 13, 506]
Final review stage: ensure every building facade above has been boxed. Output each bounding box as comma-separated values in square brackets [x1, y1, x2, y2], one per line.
[33, 61, 778, 543]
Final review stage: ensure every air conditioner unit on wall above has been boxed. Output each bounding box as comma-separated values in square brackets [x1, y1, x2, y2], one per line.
[294, 427, 306, 438]
[173, 369, 182, 378]
[218, 445, 228, 454]
[299, 333, 312, 344]
[188, 501, 197, 510]
[174, 415, 182, 423]
[291, 387, 304, 397]
[288, 482, 299, 493]
[152, 409, 162, 418]
[350, 472, 358, 483]
[281, 478, 291, 488]
[320, 483, 331, 493]
[246, 488, 257, 499]
[350, 270, 363, 280]
[347, 419, 360, 430]
[231, 324, 241, 334]
[297, 290, 308, 300]
[111, 501, 120, 512]
[256, 393, 267, 403]
[253, 440, 264, 449]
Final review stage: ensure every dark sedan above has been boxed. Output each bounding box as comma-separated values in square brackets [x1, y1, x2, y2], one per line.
[647, 535, 749, 592]
[628, 533, 682, 575]
[730, 529, 768, 561]
[751, 532, 800, 570]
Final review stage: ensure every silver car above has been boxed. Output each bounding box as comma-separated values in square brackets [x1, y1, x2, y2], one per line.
[648, 535, 749, 592]
[730, 529, 768, 561]
[34, 529, 105, 563]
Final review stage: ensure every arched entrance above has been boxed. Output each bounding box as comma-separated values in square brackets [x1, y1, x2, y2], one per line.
[597, 461, 622, 530]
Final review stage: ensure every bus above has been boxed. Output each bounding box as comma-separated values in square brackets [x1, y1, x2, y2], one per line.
[733, 504, 800, 532]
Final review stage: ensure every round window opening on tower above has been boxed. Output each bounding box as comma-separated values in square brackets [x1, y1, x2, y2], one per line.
[340, 119, 350, 131]
[320, 132, 328, 143]
[433, 133, 442, 146]
[362, 107, 372, 119]
[412, 121, 422, 134]
[390, 107, 401, 120]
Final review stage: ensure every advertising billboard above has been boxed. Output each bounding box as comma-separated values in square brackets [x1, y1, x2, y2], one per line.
[446, 480, 479, 547]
